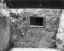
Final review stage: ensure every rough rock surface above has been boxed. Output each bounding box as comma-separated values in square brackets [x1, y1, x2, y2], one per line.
[0, 2, 62, 51]
[56, 10, 64, 51]
[10, 9, 61, 48]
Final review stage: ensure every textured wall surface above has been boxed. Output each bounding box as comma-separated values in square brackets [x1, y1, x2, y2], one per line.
[0, 2, 62, 51]
[10, 9, 62, 48]
[0, 17, 10, 51]
[56, 9, 64, 51]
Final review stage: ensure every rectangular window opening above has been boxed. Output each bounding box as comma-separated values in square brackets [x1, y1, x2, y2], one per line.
[30, 16, 44, 27]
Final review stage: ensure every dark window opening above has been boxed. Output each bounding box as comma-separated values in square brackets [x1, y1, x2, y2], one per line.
[30, 16, 43, 26]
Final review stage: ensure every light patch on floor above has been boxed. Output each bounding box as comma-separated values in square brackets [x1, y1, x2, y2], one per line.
[10, 48, 61, 51]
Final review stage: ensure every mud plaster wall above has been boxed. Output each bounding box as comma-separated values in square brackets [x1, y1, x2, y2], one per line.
[11, 9, 62, 48]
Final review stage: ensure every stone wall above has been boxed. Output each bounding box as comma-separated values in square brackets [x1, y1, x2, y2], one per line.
[56, 9, 64, 51]
[10, 9, 62, 48]
[0, 2, 62, 50]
